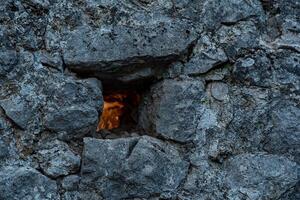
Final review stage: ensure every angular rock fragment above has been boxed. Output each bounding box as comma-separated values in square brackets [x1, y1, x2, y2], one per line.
[233, 51, 272, 87]
[226, 86, 271, 150]
[0, 96, 34, 130]
[181, 165, 225, 200]
[81, 136, 189, 199]
[37, 140, 81, 178]
[62, 191, 102, 200]
[44, 106, 99, 140]
[272, 50, 300, 93]
[0, 138, 9, 159]
[62, 175, 81, 191]
[62, 192, 81, 200]
[41, 77, 102, 140]
[22, 0, 50, 10]
[272, 18, 300, 52]
[233, 49, 300, 92]
[0, 50, 18, 77]
[201, 0, 264, 30]
[184, 35, 228, 75]
[216, 21, 260, 59]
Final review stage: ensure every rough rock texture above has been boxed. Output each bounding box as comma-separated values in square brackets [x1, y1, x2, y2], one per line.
[81, 136, 189, 199]
[0, 0, 299, 199]
[138, 79, 206, 142]
[0, 166, 59, 200]
[225, 153, 298, 199]
[37, 140, 81, 178]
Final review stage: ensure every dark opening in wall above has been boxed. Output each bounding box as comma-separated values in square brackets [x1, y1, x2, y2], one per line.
[97, 91, 140, 131]
[96, 76, 155, 135]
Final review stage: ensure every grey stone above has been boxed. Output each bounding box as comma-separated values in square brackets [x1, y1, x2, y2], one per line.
[0, 50, 17, 77]
[204, 66, 231, 81]
[163, 62, 184, 78]
[80, 136, 189, 199]
[210, 82, 229, 101]
[201, 0, 265, 30]
[62, 20, 197, 81]
[62, 175, 81, 191]
[62, 191, 103, 200]
[275, 0, 300, 20]
[0, 64, 103, 140]
[277, 182, 300, 200]
[44, 106, 99, 140]
[233, 50, 300, 92]
[63, 22, 196, 67]
[272, 50, 300, 93]
[216, 20, 260, 59]
[184, 35, 228, 75]
[263, 101, 300, 163]
[224, 153, 299, 199]
[272, 19, 300, 52]
[281, 18, 300, 34]
[37, 140, 80, 178]
[62, 192, 82, 200]
[0, 96, 34, 130]
[22, 0, 50, 10]
[39, 51, 63, 71]
[181, 165, 225, 200]
[62, 192, 81, 200]
[0, 166, 59, 200]
[139, 79, 206, 142]
[0, 139, 9, 159]
[226, 86, 271, 152]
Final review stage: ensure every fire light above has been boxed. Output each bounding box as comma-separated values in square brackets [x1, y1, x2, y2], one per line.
[97, 92, 140, 131]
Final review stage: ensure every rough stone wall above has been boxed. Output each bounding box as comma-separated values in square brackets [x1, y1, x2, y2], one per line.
[0, 0, 299, 200]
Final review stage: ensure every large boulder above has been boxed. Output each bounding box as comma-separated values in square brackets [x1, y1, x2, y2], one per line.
[80, 136, 189, 199]
[58, 0, 199, 83]
[138, 79, 206, 142]
[224, 153, 299, 199]
[62, 21, 197, 82]
[63, 22, 197, 69]
[0, 166, 59, 200]
[0, 62, 103, 140]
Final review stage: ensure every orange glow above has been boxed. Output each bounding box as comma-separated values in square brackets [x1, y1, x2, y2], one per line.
[97, 92, 140, 131]
[97, 101, 125, 130]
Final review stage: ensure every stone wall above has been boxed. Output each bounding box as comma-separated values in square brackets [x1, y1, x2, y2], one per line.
[0, 0, 299, 199]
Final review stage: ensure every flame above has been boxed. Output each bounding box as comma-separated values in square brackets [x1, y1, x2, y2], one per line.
[97, 101, 125, 130]
[97, 92, 140, 131]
